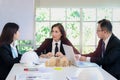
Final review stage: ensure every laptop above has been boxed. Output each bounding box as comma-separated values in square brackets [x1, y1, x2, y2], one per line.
[63, 44, 98, 67]
[63, 44, 77, 65]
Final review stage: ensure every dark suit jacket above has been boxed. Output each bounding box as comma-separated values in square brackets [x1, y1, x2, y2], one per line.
[0, 44, 21, 80]
[82, 34, 120, 79]
[35, 38, 80, 56]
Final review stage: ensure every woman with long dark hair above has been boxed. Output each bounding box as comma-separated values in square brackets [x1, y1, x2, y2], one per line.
[35, 23, 80, 58]
[0, 22, 21, 80]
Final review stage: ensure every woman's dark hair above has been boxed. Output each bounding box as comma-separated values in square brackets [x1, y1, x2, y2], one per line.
[51, 23, 66, 40]
[98, 19, 112, 33]
[0, 22, 19, 45]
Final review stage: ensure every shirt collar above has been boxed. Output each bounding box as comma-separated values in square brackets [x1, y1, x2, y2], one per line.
[10, 41, 17, 47]
[103, 34, 112, 48]
[52, 40, 61, 45]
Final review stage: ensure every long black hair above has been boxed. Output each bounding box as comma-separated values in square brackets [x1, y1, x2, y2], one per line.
[0, 22, 19, 46]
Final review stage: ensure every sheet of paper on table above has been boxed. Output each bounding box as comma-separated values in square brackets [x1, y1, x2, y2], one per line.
[16, 73, 52, 80]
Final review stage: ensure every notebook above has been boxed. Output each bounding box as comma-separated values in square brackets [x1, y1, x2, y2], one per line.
[63, 44, 98, 67]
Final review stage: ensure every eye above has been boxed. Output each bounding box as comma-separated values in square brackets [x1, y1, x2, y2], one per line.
[51, 30, 54, 33]
[55, 31, 58, 33]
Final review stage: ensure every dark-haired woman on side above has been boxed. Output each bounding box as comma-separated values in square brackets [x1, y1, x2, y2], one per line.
[0, 23, 21, 80]
[35, 23, 80, 58]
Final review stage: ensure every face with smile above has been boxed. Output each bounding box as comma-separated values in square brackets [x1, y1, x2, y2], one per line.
[51, 26, 62, 42]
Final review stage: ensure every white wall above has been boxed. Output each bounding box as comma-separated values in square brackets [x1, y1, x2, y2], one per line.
[0, 0, 34, 40]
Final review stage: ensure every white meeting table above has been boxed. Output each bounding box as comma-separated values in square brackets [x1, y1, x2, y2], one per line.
[6, 62, 117, 80]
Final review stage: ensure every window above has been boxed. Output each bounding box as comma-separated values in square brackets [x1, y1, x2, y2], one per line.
[18, 8, 120, 54]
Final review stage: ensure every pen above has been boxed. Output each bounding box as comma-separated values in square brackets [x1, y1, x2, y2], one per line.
[24, 68, 39, 71]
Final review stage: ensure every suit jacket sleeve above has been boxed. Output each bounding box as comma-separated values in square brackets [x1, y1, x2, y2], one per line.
[0, 44, 21, 67]
[34, 38, 52, 56]
[82, 39, 103, 63]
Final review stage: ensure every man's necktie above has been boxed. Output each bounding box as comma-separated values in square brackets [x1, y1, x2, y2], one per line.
[102, 41, 105, 58]
[55, 43, 58, 54]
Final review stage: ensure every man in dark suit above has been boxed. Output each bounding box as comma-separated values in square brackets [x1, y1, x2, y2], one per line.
[80, 19, 120, 79]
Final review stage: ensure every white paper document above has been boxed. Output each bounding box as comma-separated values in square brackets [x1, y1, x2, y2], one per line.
[16, 73, 52, 80]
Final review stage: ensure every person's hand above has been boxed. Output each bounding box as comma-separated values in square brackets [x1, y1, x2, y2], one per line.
[46, 52, 54, 58]
[55, 52, 64, 57]
[40, 54, 47, 58]
[79, 56, 87, 61]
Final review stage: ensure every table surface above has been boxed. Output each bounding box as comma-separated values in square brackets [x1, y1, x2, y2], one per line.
[6, 62, 117, 80]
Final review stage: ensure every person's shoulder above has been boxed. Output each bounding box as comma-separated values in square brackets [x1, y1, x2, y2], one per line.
[42, 38, 53, 44]
[45, 38, 52, 41]
[61, 38, 71, 45]
[0, 43, 10, 48]
[110, 34, 120, 45]
[0, 43, 10, 51]
[62, 38, 69, 41]
[111, 34, 120, 42]
[44, 38, 52, 42]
